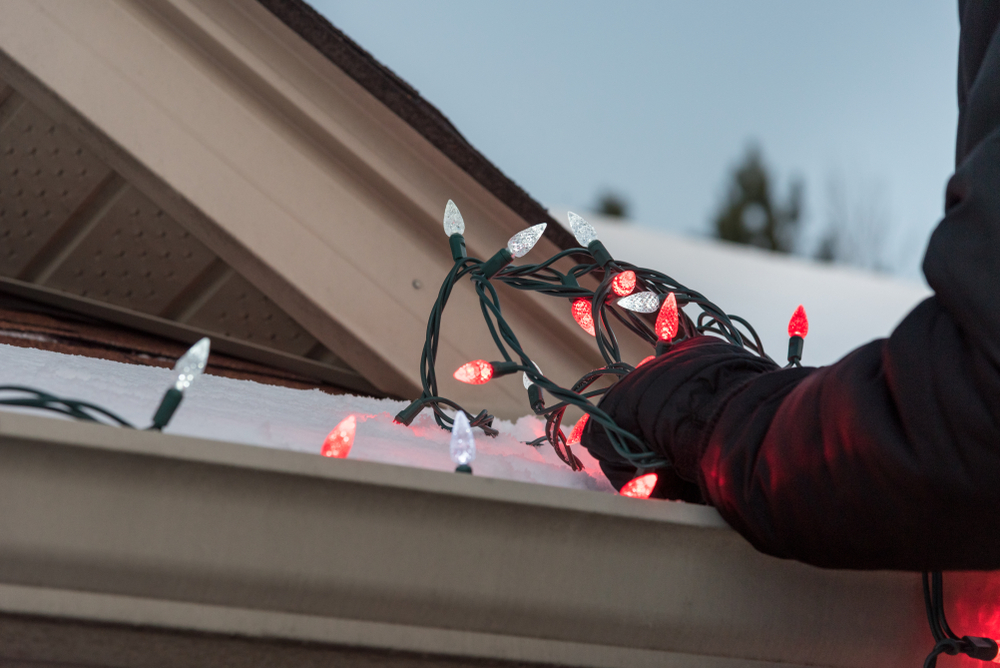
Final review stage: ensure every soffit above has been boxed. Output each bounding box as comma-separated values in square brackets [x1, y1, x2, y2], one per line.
[0, 81, 373, 394]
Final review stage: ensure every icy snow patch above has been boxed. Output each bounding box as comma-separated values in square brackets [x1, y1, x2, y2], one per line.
[0, 344, 614, 493]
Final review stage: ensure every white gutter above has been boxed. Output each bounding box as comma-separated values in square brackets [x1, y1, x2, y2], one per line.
[0, 412, 926, 667]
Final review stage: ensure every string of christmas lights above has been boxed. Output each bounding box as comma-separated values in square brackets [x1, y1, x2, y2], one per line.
[395, 200, 808, 487]
[0, 337, 211, 431]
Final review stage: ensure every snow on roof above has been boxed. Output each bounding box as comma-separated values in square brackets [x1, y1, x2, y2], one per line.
[0, 343, 612, 493]
[559, 212, 932, 366]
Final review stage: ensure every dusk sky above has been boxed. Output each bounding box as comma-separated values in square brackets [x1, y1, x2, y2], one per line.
[316, 2, 960, 278]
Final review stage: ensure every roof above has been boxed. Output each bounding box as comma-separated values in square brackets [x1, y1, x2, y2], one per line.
[255, 0, 577, 251]
[256, 0, 933, 368]
[572, 213, 932, 366]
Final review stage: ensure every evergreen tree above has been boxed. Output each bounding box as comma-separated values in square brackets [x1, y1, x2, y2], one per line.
[594, 191, 630, 219]
[712, 145, 803, 253]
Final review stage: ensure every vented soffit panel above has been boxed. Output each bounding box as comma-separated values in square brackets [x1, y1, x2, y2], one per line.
[0, 79, 376, 396]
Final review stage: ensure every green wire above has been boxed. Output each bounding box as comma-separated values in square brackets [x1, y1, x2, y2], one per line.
[400, 232, 773, 475]
[0, 385, 135, 427]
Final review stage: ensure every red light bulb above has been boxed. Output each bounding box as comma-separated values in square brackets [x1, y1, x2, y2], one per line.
[610, 270, 637, 297]
[571, 298, 596, 336]
[655, 292, 679, 342]
[454, 360, 494, 385]
[636, 355, 655, 368]
[788, 304, 809, 338]
[322, 415, 356, 458]
[567, 414, 589, 445]
[620, 472, 658, 499]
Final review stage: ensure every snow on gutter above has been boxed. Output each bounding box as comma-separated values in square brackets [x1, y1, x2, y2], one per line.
[0, 409, 930, 667]
[0, 343, 616, 491]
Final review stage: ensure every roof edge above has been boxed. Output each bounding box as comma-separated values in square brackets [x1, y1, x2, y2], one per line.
[254, 0, 577, 251]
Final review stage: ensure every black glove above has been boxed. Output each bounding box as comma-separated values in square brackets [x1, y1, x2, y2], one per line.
[581, 336, 781, 501]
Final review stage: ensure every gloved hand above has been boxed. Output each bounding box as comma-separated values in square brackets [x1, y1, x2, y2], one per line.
[581, 336, 781, 501]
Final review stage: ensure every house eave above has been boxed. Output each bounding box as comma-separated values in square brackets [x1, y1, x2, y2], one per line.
[0, 0, 627, 418]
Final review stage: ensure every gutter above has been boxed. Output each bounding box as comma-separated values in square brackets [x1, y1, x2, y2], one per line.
[0, 411, 926, 667]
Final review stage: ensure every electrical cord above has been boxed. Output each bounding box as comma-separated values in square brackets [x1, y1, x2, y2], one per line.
[395, 215, 773, 474]
[923, 571, 998, 667]
[0, 385, 135, 427]
[0, 338, 211, 432]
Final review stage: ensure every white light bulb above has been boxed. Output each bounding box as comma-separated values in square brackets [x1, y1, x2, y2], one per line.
[522, 362, 542, 389]
[443, 199, 465, 236]
[568, 211, 599, 246]
[507, 223, 547, 258]
[173, 337, 210, 391]
[450, 411, 476, 466]
[617, 292, 662, 314]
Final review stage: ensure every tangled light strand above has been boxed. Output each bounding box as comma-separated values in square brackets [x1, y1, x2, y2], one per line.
[394, 202, 781, 473]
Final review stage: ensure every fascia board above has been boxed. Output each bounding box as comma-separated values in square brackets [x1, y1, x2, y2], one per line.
[0, 0, 638, 417]
[0, 591, 820, 668]
[0, 411, 928, 667]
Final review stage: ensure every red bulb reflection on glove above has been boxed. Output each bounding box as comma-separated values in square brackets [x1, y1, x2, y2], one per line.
[636, 355, 655, 368]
